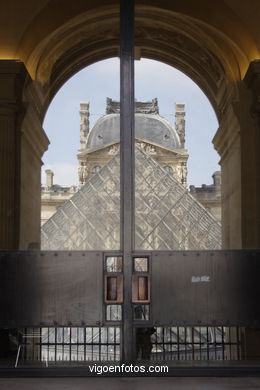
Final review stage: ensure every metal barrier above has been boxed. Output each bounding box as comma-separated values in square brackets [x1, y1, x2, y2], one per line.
[150, 327, 241, 361]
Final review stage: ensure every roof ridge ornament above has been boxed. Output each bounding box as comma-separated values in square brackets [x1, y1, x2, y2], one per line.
[106, 97, 159, 114]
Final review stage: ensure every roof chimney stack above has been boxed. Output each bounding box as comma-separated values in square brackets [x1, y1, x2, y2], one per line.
[79, 102, 90, 149]
[45, 169, 54, 189]
[175, 103, 185, 148]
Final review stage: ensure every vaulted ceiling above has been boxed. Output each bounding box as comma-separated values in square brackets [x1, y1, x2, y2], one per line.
[0, 1, 259, 119]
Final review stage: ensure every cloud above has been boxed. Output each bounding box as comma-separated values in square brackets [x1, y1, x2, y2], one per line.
[41, 162, 78, 186]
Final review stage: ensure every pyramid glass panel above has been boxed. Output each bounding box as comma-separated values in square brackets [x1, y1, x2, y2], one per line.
[41, 147, 221, 250]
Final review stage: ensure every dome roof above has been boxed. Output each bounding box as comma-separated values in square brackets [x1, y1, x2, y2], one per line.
[86, 113, 181, 150]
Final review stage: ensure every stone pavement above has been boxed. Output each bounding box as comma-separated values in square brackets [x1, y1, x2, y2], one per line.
[0, 377, 260, 390]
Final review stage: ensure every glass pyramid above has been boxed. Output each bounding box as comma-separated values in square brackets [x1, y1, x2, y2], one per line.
[41, 147, 221, 250]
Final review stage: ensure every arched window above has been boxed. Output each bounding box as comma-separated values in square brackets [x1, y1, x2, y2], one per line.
[164, 166, 173, 175]
[92, 165, 101, 173]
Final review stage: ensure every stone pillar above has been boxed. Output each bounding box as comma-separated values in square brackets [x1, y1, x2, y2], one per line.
[213, 103, 242, 249]
[213, 61, 260, 249]
[240, 61, 260, 360]
[214, 61, 260, 359]
[0, 61, 27, 249]
[0, 60, 49, 250]
[19, 73, 50, 250]
[242, 61, 260, 248]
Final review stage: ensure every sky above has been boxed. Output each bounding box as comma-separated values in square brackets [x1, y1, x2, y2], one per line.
[42, 58, 220, 187]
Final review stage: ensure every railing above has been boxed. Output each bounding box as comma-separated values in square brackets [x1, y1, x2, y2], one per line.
[149, 326, 241, 361]
[31, 327, 120, 363]
[13, 326, 241, 364]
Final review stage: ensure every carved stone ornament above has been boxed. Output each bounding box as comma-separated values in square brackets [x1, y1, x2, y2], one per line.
[136, 142, 156, 154]
[106, 98, 159, 115]
[80, 102, 90, 146]
[135, 26, 223, 83]
[78, 162, 89, 185]
[108, 144, 120, 155]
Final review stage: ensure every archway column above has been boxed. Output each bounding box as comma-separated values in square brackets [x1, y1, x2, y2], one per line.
[0, 60, 49, 250]
[214, 61, 260, 359]
[242, 61, 260, 249]
[240, 61, 260, 360]
[213, 103, 242, 249]
[213, 61, 260, 250]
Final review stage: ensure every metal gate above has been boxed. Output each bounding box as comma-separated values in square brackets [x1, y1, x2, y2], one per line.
[0, 249, 259, 365]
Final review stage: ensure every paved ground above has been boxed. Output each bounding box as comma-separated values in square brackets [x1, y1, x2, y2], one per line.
[0, 377, 260, 390]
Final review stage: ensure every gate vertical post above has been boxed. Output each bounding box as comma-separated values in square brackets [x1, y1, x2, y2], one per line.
[120, 0, 135, 362]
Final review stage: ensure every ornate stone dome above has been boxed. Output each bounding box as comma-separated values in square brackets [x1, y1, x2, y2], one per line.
[86, 113, 181, 150]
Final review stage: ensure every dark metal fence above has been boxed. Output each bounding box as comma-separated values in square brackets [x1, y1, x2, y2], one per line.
[18, 326, 241, 363]
[150, 326, 241, 361]
[18, 327, 121, 363]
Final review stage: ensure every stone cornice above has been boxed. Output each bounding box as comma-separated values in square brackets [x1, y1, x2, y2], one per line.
[41, 197, 72, 205]
[0, 60, 28, 103]
[78, 138, 188, 157]
[135, 137, 188, 155]
[156, 155, 188, 163]
[78, 140, 120, 156]
[22, 80, 49, 161]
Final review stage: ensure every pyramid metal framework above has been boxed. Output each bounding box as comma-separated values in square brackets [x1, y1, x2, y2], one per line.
[41, 147, 221, 250]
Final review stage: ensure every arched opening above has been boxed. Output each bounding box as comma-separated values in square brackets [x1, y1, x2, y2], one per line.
[18, 2, 256, 251]
[38, 54, 223, 360]
[41, 58, 221, 251]
[1, 0, 260, 369]
[0, 0, 259, 252]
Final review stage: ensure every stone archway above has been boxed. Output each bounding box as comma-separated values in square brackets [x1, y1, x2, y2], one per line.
[24, 4, 243, 118]
[0, 1, 259, 250]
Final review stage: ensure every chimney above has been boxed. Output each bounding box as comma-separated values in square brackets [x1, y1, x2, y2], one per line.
[175, 103, 185, 147]
[79, 102, 90, 149]
[45, 169, 54, 188]
[212, 171, 221, 189]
